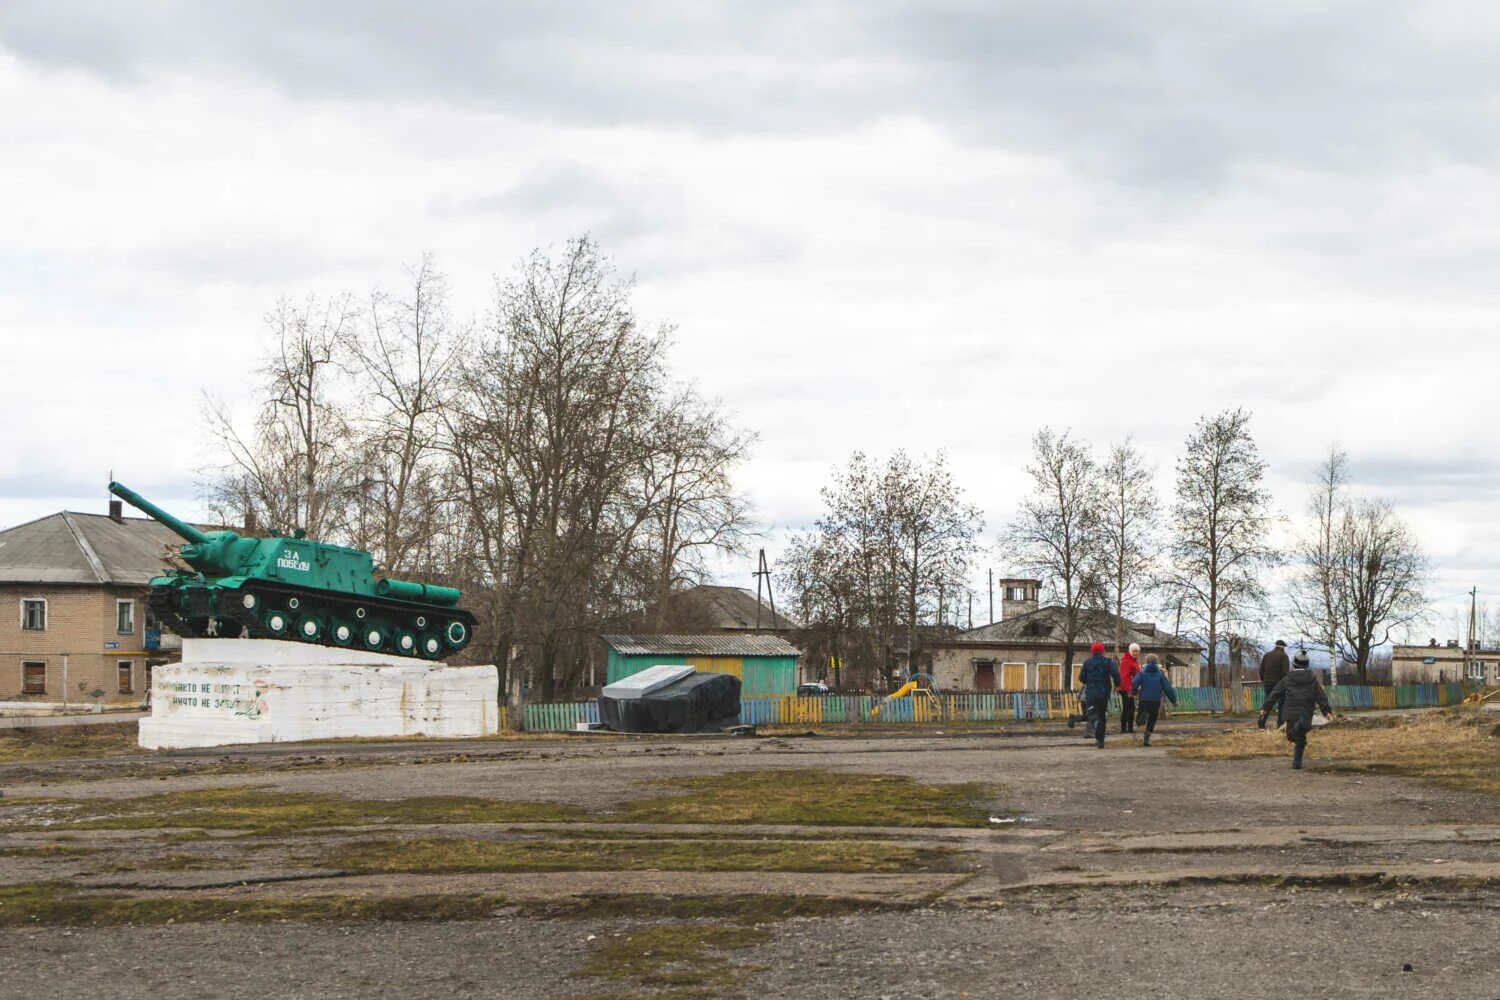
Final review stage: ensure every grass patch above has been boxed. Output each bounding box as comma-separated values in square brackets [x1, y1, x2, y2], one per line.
[1171, 710, 1500, 796]
[314, 835, 957, 875]
[0, 723, 139, 762]
[4, 769, 995, 835]
[615, 769, 995, 828]
[0, 883, 905, 928]
[0, 787, 583, 836]
[574, 923, 770, 997]
[2, 844, 99, 858]
[0, 881, 512, 927]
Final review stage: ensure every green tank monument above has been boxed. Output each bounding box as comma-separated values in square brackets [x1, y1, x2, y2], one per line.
[108, 482, 499, 749]
[109, 481, 477, 660]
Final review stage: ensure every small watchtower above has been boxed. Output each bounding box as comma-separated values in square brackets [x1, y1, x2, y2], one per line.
[999, 578, 1040, 620]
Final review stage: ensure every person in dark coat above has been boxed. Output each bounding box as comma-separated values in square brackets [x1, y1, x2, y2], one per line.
[1129, 653, 1177, 746]
[1077, 642, 1121, 749]
[1259, 640, 1290, 722]
[1118, 643, 1142, 734]
[1259, 650, 1335, 769]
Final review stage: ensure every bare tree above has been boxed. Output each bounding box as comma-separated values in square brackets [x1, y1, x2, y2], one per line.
[638, 389, 756, 629]
[884, 451, 983, 676]
[780, 529, 863, 688]
[350, 254, 464, 573]
[452, 237, 667, 696]
[197, 239, 754, 698]
[1098, 438, 1161, 654]
[203, 294, 358, 538]
[782, 451, 981, 687]
[1004, 428, 1104, 679]
[1169, 408, 1277, 695]
[1287, 445, 1348, 678]
[445, 237, 755, 698]
[1334, 498, 1428, 682]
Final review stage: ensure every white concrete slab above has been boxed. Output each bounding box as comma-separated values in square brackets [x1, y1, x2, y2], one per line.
[138, 638, 499, 749]
[181, 637, 419, 667]
[601, 663, 695, 699]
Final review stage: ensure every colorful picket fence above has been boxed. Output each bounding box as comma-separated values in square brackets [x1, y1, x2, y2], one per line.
[513, 682, 1472, 732]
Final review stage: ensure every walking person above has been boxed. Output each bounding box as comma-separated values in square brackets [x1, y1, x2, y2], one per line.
[1258, 650, 1335, 769]
[1077, 642, 1120, 749]
[1259, 640, 1290, 724]
[1118, 643, 1141, 733]
[1130, 653, 1177, 746]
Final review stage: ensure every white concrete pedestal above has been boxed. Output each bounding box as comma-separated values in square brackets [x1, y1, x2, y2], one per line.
[138, 639, 500, 749]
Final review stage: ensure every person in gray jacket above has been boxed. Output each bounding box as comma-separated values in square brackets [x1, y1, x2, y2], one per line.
[1258, 650, 1335, 769]
[1259, 640, 1290, 723]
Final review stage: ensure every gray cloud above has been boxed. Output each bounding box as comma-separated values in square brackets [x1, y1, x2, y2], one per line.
[8, 1, 1500, 189]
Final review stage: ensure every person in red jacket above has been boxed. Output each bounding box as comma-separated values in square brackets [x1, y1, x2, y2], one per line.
[1117, 643, 1141, 734]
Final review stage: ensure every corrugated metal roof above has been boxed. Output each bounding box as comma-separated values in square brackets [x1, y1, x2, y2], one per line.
[602, 633, 803, 657]
[0, 512, 188, 585]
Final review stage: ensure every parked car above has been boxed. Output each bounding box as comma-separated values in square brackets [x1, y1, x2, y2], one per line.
[796, 682, 831, 697]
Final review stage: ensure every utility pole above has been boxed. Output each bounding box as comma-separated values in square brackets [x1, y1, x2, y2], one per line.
[753, 549, 777, 630]
[988, 569, 994, 625]
[967, 591, 973, 630]
[1467, 587, 1478, 683]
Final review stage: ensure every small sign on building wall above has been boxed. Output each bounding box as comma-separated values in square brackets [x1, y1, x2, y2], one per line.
[1423, 656, 1437, 665]
[104, 641, 120, 650]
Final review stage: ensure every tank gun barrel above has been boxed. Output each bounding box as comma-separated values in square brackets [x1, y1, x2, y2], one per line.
[108, 481, 213, 546]
[376, 577, 462, 606]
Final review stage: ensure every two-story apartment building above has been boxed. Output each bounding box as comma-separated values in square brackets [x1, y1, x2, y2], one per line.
[0, 500, 184, 709]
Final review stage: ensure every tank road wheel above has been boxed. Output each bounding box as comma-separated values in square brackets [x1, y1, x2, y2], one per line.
[419, 634, 444, 660]
[240, 592, 260, 613]
[265, 610, 291, 637]
[393, 629, 417, 656]
[443, 620, 469, 649]
[296, 615, 323, 642]
[362, 626, 385, 651]
[330, 621, 355, 646]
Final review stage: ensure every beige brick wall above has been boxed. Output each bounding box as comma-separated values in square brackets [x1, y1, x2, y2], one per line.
[0, 584, 155, 704]
[932, 643, 1196, 691]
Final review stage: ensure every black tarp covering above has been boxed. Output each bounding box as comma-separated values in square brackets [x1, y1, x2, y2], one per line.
[598, 671, 743, 733]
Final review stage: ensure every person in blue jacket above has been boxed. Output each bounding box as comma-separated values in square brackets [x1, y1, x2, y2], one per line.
[1076, 642, 1121, 749]
[1129, 653, 1177, 746]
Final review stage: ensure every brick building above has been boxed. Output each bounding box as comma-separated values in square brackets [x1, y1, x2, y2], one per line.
[1392, 639, 1499, 686]
[0, 501, 184, 709]
[927, 578, 1201, 691]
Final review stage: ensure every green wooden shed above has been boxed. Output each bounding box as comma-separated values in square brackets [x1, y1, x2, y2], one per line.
[601, 634, 801, 695]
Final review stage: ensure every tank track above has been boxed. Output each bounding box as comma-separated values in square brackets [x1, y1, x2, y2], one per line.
[148, 582, 477, 660]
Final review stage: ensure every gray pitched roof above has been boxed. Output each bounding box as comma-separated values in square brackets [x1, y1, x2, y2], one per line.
[602, 633, 803, 657]
[0, 512, 188, 585]
[661, 585, 800, 631]
[938, 605, 1200, 652]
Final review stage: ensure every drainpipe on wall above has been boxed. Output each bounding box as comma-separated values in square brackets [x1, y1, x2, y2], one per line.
[62, 654, 69, 710]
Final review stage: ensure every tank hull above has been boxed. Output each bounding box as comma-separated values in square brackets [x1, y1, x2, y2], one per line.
[147, 576, 476, 661]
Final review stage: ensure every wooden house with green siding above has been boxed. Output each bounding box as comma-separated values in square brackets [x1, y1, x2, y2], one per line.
[601, 634, 801, 695]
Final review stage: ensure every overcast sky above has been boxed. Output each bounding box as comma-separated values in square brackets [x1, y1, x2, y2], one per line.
[2, 2, 1496, 638]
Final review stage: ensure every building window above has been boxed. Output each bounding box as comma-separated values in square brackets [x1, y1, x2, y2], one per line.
[22, 661, 46, 695]
[116, 600, 135, 635]
[117, 660, 134, 694]
[21, 599, 46, 631]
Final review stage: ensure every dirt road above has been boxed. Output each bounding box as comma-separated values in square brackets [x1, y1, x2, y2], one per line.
[2, 717, 1497, 998]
